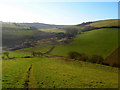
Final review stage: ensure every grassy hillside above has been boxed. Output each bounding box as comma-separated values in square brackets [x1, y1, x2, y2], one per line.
[2, 19, 119, 88]
[3, 30, 36, 47]
[15, 23, 66, 29]
[2, 22, 63, 48]
[2, 51, 118, 88]
[40, 28, 66, 33]
[86, 19, 118, 27]
[18, 27, 118, 67]
[50, 28, 118, 58]
[18, 45, 53, 54]
[2, 22, 29, 30]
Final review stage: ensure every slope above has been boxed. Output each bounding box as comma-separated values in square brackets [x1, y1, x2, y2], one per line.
[50, 28, 118, 58]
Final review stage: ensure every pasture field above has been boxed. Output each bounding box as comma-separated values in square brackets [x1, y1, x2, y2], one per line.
[2, 19, 119, 88]
[18, 28, 118, 59]
[2, 51, 118, 88]
[86, 19, 118, 27]
[39, 28, 66, 33]
[18, 45, 53, 53]
[50, 28, 118, 58]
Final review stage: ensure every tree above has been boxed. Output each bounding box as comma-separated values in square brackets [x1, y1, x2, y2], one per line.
[68, 51, 81, 60]
[79, 53, 88, 61]
[68, 51, 88, 61]
[65, 27, 79, 38]
[3, 51, 10, 59]
[90, 55, 104, 64]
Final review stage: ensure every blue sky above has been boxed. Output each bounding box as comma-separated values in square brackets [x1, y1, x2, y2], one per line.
[0, 1, 118, 25]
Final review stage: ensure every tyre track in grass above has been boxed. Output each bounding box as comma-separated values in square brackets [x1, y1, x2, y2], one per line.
[24, 63, 36, 88]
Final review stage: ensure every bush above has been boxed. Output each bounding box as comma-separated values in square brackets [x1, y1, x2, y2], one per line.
[3, 51, 10, 59]
[68, 51, 81, 60]
[2, 56, 5, 60]
[89, 55, 104, 64]
[79, 53, 88, 61]
[68, 51, 88, 61]
[32, 51, 36, 56]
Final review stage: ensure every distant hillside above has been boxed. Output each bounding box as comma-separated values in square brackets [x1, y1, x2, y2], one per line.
[77, 19, 118, 28]
[2, 22, 64, 48]
[2, 22, 29, 30]
[2, 19, 119, 49]
[14, 23, 66, 29]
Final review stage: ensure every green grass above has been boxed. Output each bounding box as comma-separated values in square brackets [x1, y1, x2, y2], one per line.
[2, 22, 29, 29]
[2, 19, 119, 88]
[39, 28, 66, 33]
[87, 19, 118, 27]
[17, 28, 118, 59]
[18, 45, 53, 53]
[2, 52, 119, 88]
[50, 28, 118, 58]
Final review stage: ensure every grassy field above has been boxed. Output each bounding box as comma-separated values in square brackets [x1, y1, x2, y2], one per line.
[18, 28, 118, 58]
[2, 51, 119, 88]
[50, 28, 118, 58]
[18, 45, 53, 54]
[2, 19, 119, 88]
[86, 19, 118, 27]
[39, 28, 66, 33]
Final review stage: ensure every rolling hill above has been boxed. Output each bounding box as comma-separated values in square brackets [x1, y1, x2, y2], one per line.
[15, 23, 66, 29]
[76, 19, 118, 28]
[50, 28, 118, 58]
[14, 19, 118, 63]
[86, 19, 118, 27]
[2, 19, 119, 88]
[2, 22, 65, 48]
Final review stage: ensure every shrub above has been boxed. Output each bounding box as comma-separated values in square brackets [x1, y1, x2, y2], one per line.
[68, 51, 81, 60]
[2, 56, 5, 60]
[79, 53, 88, 61]
[68, 51, 88, 61]
[32, 51, 36, 56]
[90, 55, 104, 64]
[3, 51, 10, 59]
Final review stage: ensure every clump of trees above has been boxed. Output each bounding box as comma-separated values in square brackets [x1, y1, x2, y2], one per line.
[68, 51, 88, 61]
[89, 55, 104, 64]
[68, 51, 107, 66]
[68, 51, 81, 60]
[65, 27, 79, 38]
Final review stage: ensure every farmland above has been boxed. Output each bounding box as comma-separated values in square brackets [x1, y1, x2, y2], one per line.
[2, 51, 118, 88]
[51, 28, 118, 58]
[39, 28, 66, 33]
[2, 19, 119, 88]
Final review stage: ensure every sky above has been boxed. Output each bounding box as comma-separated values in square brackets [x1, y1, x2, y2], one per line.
[0, 1, 118, 25]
